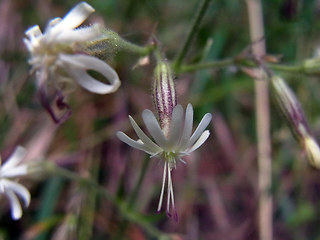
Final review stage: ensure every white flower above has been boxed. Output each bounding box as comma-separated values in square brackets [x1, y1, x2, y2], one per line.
[24, 2, 120, 94]
[117, 104, 212, 219]
[0, 146, 30, 220]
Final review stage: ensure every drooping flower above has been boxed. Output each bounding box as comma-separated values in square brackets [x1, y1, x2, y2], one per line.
[117, 104, 212, 220]
[24, 2, 120, 95]
[0, 146, 30, 220]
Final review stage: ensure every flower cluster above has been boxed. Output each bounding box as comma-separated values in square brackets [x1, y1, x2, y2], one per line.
[22, 1, 213, 223]
[24, 2, 120, 94]
[0, 147, 30, 220]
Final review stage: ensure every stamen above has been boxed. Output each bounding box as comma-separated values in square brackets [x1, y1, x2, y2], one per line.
[178, 158, 187, 164]
[173, 209, 179, 222]
[166, 163, 171, 215]
[157, 162, 167, 212]
[169, 168, 175, 210]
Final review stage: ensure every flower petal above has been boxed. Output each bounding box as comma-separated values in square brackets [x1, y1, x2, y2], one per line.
[188, 113, 212, 148]
[59, 54, 121, 94]
[1, 146, 27, 173]
[1, 165, 28, 178]
[25, 25, 42, 40]
[47, 17, 62, 29]
[178, 103, 193, 150]
[4, 180, 31, 207]
[50, 2, 95, 33]
[142, 110, 168, 149]
[129, 116, 162, 153]
[116, 131, 156, 155]
[5, 190, 22, 220]
[168, 105, 184, 149]
[187, 130, 210, 153]
[54, 24, 101, 43]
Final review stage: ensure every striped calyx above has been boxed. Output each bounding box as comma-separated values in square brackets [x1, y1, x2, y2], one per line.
[271, 75, 320, 168]
[153, 61, 177, 137]
[270, 75, 310, 141]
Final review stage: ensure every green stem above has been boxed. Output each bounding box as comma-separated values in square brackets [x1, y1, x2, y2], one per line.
[176, 58, 308, 75]
[173, 0, 212, 72]
[78, 156, 99, 240]
[43, 162, 170, 239]
[177, 58, 235, 73]
[128, 157, 151, 208]
[267, 63, 304, 73]
[115, 157, 151, 240]
[46, 162, 116, 203]
[120, 38, 154, 56]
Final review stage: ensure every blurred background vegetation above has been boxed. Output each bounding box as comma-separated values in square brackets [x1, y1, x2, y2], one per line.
[1, 0, 320, 239]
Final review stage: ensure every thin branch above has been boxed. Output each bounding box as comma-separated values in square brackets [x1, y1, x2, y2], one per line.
[173, 0, 212, 71]
[115, 156, 151, 240]
[43, 162, 170, 239]
[246, 1, 273, 240]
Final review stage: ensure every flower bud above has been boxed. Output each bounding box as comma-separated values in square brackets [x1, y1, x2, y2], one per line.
[153, 60, 177, 136]
[270, 75, 311, 140]
[270, 75, 320, 168]
[304, 135, 320, 168]
[303, 57, 320, 74]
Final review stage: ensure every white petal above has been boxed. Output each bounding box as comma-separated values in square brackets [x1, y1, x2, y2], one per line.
[25, 25, 42, 40]
[129, 116, 162, 153]
[168, 105, 184, 148]
[116, 132, 156, 155]
[51, 2, 95, 32]
[5, 190, 22, 220]
[54, 24, 101, 43]
[179, 103, 194, 149]
[1, 146, 27, 172]
[188, 113, 212, 148]
[59, 54, 121, 94]
[23, 38, 33, 52]
[1, 165, 27, 178]
[187, 130, 210, 153]
[47, 17, 62, 29]
[45, 18, 61, 36]
[142, 110, 168, 149]
[4, 180, 31, 207]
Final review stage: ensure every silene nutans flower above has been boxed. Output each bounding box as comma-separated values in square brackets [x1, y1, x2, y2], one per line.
[24, 2, 120, 95]
[270, 75, 320, 168]
[0, 146, 31, 220]
[117, 60, 212, 220]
